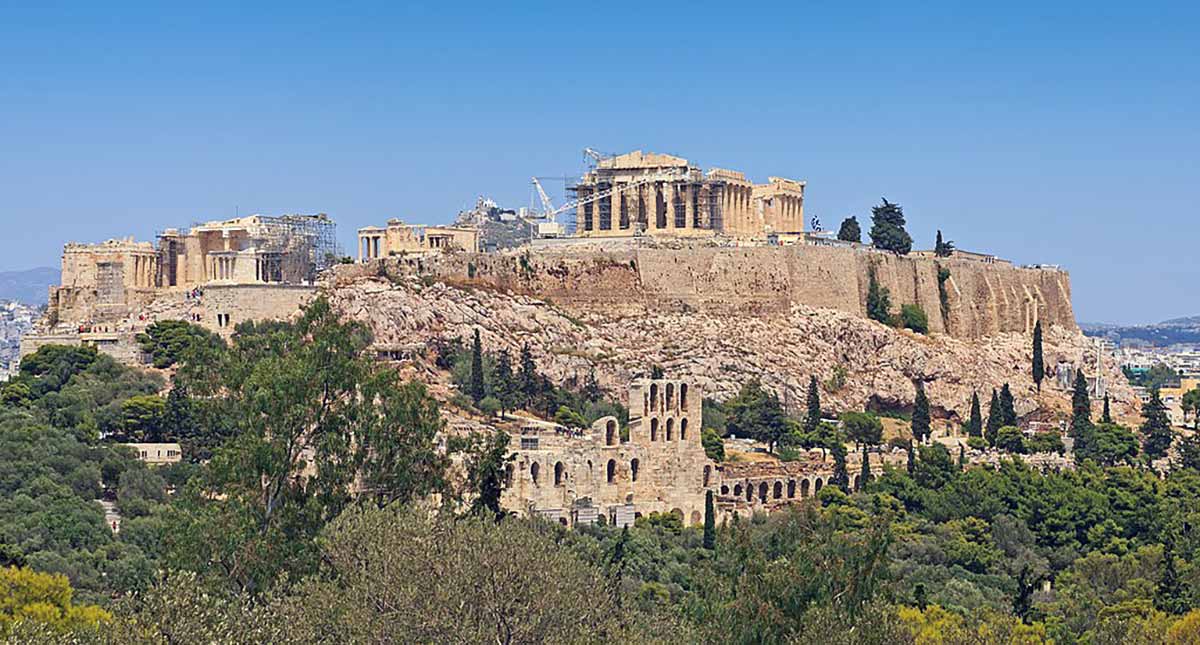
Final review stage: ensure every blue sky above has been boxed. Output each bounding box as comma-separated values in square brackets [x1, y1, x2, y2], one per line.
[2, 1, 1197, 324]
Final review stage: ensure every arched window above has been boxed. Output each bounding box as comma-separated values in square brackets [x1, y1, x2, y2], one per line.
[666, 418, 674, 441]
[758, 482, 768, 502]
[814, 477, 823, 493]
[691, 510, 702, 526]
[605, 420, 617, 446]
[703, 465, 711, 487]
[530, 462, 540, 486]
[554, 462, 565, 486]
[787, 479, 796, 498]
[630, 458, 640, 482]
[801, 479, 811, 498]
[773, 481, 783, 499]
[504, 464, 514, 487]
[680, 383, 689, 409]
[680, 417, 689, 441]
[650, 383, 658, 411]
[721, 484, 730, 496]
[851, 474, 859, 491]
[606, 459, 616, 484]
[650, 418, 659, 441]
[745, 484, 753, 502]
[666, 383, 675, 410]
[559, 517, 568, 526]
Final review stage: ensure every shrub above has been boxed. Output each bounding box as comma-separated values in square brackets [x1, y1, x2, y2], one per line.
[901, 304, 929, 334]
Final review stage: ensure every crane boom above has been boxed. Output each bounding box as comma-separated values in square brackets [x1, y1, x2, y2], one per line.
[543, 169, 687, 223]
[531, 177, 556, 218]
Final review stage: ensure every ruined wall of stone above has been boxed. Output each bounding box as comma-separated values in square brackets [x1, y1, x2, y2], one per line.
[201, 284, 315, 335]
[347, 245, 1075, 340]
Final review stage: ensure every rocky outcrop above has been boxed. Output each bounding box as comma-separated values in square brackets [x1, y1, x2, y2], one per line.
[332, 244, 1075, 341]
[328, 274, 1134, 425]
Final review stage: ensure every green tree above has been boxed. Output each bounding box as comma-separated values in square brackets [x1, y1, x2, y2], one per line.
[906, 438, 915, 474]
[966, 392, 983, 437]
[859, 443, 871, 491]
[934, 229, 955, 257]
[1157, 540, 1187, 614]
[1141, 388, 1174, 461]
[995, 425, 1025, 453]
[1032, 321, 1045, 391]
[0, 566, 111, 636]
[1070, 370, 1093, 462]
[842, 411, 883, 448]
[1079, 422, 1139, 466]
[469, 328, 485, 403]
[804, 375, 821, 434]
[461, 430, 512, 521]
[703, 490, 716, 550]
[830, 443, 850, 493]
[701, 427, 725, 462]
[869, 198, 913, 254]
[1102, 394, 1113, 424]
[518, 343, 539, 406]
[866, 265, 893, 325]
[119, 395, 166, 442]
[1182, 388, 1200, 431]
[837, 216, 861, 243]
[478, 396, 502, 418]
[725, 380, 788, 453]
[985, 389, 1003, 447]
[135, 320, 224, 369]
[492, 348, 516, 415]
[999, 383, 1017, 427]
[901, 304, 929, 334]
[911, 381, 931, 442]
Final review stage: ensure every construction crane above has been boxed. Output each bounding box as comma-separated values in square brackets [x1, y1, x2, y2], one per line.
[583, 148, 609, 166]
[531, 177, 556, 218]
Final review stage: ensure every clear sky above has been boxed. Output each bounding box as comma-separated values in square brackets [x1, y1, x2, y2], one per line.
[2, 2, 1197, 324]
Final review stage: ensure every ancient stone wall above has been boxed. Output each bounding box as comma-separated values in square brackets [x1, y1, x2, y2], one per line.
[345, 244, 1075, 340]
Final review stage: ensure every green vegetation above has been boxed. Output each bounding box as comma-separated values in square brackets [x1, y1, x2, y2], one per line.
[966, 391, 982, 437]
[724, 380, 788, 453]
[869, 198, 913, 254]
[1124, 363, 1181, 391]
[135, 320, 224, 369]
[1032, 320, 1045, 391]
[866, 264, 893, 325]
[837, 215, 861, 242]
[911, 381, 930, 442]
[900, 303, 928, 334]
[933, 229, 955, 257]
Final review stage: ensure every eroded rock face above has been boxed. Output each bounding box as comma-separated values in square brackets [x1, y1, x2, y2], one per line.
[328, 274, 1135, 424]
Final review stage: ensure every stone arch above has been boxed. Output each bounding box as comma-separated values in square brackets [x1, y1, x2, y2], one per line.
[680, 383, 689, 409]
[650, 418, 659, 441]
[558, 517, 568, 527]
[670, 508, 684, 520]
[606, 459, 616, 484]
[745, 484, 753, 502]
[666, 418, 675, 441]
[703, 465, 712, 487]
[814, 477, 823, 493]
[733, 483, 742, 497]
[758, 482, 768, 502]
[680, 417, 689, 441]
[650, 383, 658, 411]
[504, 464, 514, 487]
[666, 383, 675, 410]
[851, 474, 859, 490]
[605, 419, 617, 446]
[691, 510, 702, 526]
[530, 462, 540, 486]
[801, 479, 811, 497]
[554, 462, 566, 486]
[773, 481, 783, 499]
[787, 479, 796, 498]
[631, 458, 640, 482]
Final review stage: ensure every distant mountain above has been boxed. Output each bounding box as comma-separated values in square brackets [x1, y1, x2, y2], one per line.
[0, 267, 59, 305]
[1082, 315, 1200, 347]
[1159, 315, 1200, 328]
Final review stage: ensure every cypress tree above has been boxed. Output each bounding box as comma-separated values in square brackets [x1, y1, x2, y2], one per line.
[1032, 321, 1045, 391]
[967, 392, 983, 437]
[1000, 383, 1017, 427]
[912, 380, 931, 443]
[868, 198, 913, 254]
[866, 265, 893, 324]
[1142, 388, 1175, 461]
[837, 216, 861, 243]
[831, 443, 850, 493]
[1070, 370, 1092, 438]
[1157, 540, 1187, 614]
[494, 348, 515, 415]
[906, 438, 915, 475]
[469, 328, 486, 403]
[986, 389, 1003, 447]
[958, 443, 966, 471]
[1102, 394, 1112, 424]
[703, 490, 716, 550]
[804, 375, 821, 434]
[519, 342, 538, 405]
[859, 443, 871, 491]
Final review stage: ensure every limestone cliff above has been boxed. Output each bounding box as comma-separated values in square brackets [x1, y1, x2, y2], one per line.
[334, 244, 1074, 341]
[327, 273, 1133, 426]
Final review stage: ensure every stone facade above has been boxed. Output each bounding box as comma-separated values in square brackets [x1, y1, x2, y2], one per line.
[357, 219, 480, 261]
[571, 150, 805, 240]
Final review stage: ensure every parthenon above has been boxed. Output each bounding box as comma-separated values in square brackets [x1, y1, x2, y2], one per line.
[571, 150, 806, 239]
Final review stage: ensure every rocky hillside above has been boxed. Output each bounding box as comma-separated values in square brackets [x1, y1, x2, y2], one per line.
[328, 273, 1136, 425]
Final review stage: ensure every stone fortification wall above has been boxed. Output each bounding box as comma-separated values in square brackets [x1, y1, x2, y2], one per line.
[339, 244, 1074, 340]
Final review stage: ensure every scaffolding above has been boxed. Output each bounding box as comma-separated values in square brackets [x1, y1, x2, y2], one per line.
[252, 214, 340, 282]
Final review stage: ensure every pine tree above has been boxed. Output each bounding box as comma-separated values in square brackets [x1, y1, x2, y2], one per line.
[1000, 383, 1017, 427]
[967, 392, 983, 437]
[837, 216, 862, 243]
[703, 490, 716, 550]
[519, 343, 538, 406]
[986, 389, 1003, 447]
[868, 198, 913, 254]
[1102, 394, 1112, 424]
[859, 443, 871, 491]
[1142, 388, 1175, 461]
[469, 329, 486, 403]
[831, 443, 850, 493]
[1032, 321, 1045, 391]
[912, 381, 931, 443]
[804, 375, 821, 434]
[934, 230, 955, 257]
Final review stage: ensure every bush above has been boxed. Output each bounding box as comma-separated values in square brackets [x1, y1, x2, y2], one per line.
[478, 396, 502, 418]
[966, 436, 988, 451]
[702, 428, 725, 461]
[901, 304, 929, 334]
[995, 425, 1025, 453]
